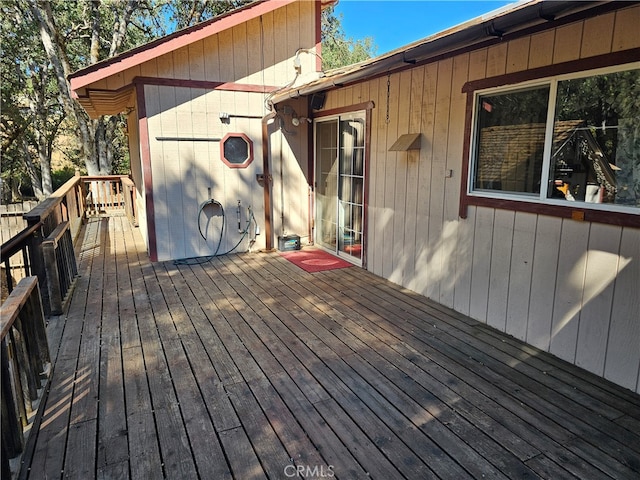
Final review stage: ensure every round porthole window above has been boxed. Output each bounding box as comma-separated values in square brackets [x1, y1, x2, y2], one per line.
[221, 133, 253, 168]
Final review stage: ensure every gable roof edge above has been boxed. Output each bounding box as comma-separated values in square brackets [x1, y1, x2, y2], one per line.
[69, 0, 298, 91]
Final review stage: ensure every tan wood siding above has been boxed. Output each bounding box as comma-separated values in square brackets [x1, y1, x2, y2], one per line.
[320, 6, 640, 392]
[135, 3, 317, 261]
[145, 85, 269, 261]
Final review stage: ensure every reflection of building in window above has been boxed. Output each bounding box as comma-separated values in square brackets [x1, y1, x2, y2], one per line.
[475, 123, 545, 194]
[475, 120, 623, 204]
[550, 121, 617, 203]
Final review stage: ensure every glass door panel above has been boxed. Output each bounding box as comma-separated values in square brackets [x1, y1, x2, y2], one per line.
[316, 114, 365, 263]
[338, 116, 365, 261]
[315, 121, 338, 250]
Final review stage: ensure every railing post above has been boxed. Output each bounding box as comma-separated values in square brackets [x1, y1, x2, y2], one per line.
[22, 221, 49, 317]
[41, 238, 62, 315]
[1, 339, 25, 456]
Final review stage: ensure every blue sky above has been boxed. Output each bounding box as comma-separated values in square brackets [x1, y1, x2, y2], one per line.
[334, 0, 517, 55]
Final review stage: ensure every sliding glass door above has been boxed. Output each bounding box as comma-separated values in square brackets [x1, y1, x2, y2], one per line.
[315, 113, 365, 264]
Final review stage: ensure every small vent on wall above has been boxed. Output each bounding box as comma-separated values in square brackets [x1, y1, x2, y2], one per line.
[389, 133, 421, 151]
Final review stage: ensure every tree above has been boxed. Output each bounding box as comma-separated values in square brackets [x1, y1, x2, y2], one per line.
[321, 6, 376, 70]
[1, 2, 63, 199]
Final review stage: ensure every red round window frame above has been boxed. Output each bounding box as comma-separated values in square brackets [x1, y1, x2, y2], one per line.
[220, 133, 254, 169]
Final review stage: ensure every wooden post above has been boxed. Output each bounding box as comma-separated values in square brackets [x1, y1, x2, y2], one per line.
[41, 237, 61, 315]
[1, 340, 24, 456]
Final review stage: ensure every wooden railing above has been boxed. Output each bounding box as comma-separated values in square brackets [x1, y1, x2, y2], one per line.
[1, 277, 50, 479]
[41, 222, 78, 315]
[1, 174, 137, 314]
[1, 174, 137, 476]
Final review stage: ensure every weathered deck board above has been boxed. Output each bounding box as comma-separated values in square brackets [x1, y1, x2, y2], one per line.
[20, 216, 640, 479]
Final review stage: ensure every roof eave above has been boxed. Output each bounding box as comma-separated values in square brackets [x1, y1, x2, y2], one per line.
[270, 0, 612, 104]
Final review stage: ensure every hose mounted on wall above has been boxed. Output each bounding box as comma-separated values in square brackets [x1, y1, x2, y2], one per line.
[174, 196, 258, 266]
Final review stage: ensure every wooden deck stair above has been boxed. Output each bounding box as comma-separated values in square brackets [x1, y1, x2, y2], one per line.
[19, 216, 640, 479]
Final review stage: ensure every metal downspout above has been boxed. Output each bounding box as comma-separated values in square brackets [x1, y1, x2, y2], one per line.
[261, 112, 277, 251]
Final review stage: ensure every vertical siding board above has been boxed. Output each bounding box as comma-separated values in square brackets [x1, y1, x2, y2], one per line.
[580, 13, 615, 58]
[203, 34, 220, 82]
[172, 87, 192, 259]
[527, 216, 562, 351]
[486, 210, 515, 331]
[469, 207, 494, 323]
[441, 53, 469, 308]
[139, 58, 158, 78]
[286, 2, 301, 65]
[382, 73, 400, 280]
[218, 29, 235, 82]
[528, 30, 555, 69]
[468, 48, 487, 81]
[413, 63, 437, 295]
[106, 72, 125, 90]
[485, 43, 507, 77]
[505, 37, 530, 74]
[298, 1, 316, 75]
[402, 67, 425, 289]
[232, 23, 249, 82]
[156, 52, 175, 78]
[122, 66, 142, 86]
[246, 18, 263, 84]
[575, 224, 622, 376]
[552, 22, 584, 64]
[604, 227, 640, 392]
[453, 206, 475, 316]
[155, 87, 179, 260]
[426, 58, 453, 300]
[273, 6, 288, 86]
[454, 50, 484, 314]
[173, 45, 191, 79]
[611, 5, 640, 52]
[505, 212, 536, 341]
[190, 88, 209, 257]
[549, 220, 590, 363]
[367, 78, 383, 275]
[261, 12, 275, 86]
[390, 70, 413, 285]
[188, 41, 205, 81]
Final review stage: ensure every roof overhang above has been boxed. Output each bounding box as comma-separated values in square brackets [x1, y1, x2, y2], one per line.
[270, 0, 617, 104]
[69, 0, 302, 93]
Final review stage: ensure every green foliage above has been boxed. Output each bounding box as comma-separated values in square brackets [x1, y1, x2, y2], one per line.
[51, 166, 77, 190]
[321, 6, 377, 70]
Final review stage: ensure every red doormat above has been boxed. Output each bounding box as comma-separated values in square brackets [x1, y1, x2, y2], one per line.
[280, 248, 354, 273]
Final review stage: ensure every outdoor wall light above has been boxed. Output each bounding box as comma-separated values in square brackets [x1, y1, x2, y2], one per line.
[291, 116, 311, 127]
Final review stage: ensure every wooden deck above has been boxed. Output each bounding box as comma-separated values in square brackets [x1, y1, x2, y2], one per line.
[20, 216, 640, 479]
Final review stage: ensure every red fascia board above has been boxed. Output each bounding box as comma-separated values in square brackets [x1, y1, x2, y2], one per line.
[69, 0, 298, 91]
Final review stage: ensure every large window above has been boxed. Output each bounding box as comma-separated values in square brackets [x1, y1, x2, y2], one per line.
[470, 65, 640, 213]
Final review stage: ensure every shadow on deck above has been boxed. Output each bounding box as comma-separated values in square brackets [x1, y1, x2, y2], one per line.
[21, 216, 640, 479]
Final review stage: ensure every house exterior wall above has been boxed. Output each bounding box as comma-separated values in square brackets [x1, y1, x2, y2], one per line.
[317, 4, 640, 392]
[144, 86, 267, 260]
[131, 1, 318, 260]
[126, 107, 148, 246]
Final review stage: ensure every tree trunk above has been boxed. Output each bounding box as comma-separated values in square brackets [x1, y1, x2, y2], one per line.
[29, 0, 98, 174]
[22, 140, 44, 200]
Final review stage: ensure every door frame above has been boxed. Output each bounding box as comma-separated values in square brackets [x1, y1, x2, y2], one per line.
[313, 106, 371, 267]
